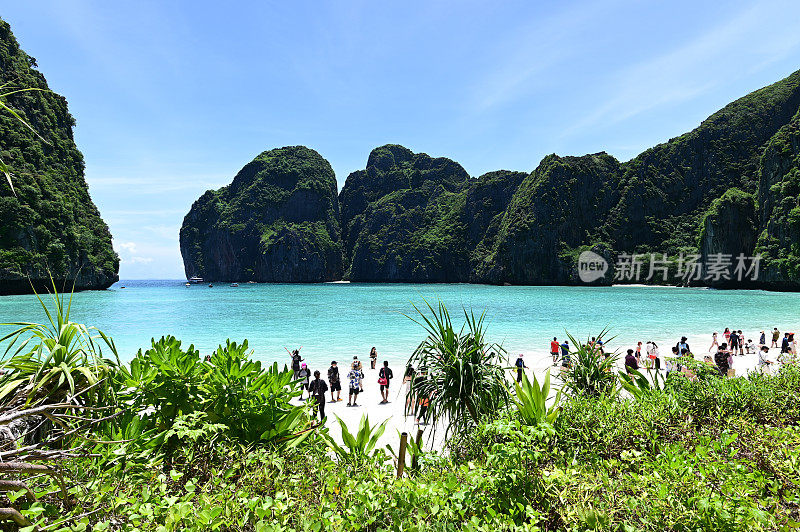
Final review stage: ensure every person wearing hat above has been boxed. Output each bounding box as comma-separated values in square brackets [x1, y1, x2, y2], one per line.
[327, 361, 342, 402]
[297, 362, 311, 400]
[347, 360, 364, 407]
[514, 353, 527, 383]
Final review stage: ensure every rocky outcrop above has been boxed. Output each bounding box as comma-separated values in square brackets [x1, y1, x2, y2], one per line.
[0, 18, 119, 295]
[477, 153, 621, 284]
[342, 145, 470, 281]
[339, 145, 528, 282]
[179, 146, 343, 282]
[698, 189, 759, 287]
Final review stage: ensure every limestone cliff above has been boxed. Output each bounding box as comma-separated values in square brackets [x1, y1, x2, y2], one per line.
[179, 146, 343, 282]
[0, 18, 118, 295]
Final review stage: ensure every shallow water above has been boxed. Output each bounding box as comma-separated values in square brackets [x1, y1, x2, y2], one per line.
[0, 280, 797, 370]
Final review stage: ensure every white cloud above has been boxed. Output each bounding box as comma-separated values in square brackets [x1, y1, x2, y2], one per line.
[117, 241, 137, 254]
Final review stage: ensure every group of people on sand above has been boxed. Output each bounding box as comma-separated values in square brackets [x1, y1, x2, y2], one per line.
[289, 347, 395, 421]
[618, 327, 797, 378]
[534, 326, 798, 381]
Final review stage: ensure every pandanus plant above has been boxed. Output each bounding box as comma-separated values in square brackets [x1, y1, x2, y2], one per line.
[405, 299, 510, 437]
[0, 279, 118, 408]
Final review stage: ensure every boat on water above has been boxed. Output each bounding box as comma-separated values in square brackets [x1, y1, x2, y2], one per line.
[230, 283, 239, 287]
[188, 276, 204, 284]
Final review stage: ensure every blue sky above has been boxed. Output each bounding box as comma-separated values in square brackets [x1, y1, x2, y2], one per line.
[4, 0, 800, 279]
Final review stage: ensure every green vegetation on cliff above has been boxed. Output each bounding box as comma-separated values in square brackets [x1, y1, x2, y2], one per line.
[341, 144, 525, 282]
[0, 18, 118, 294]
[755, 108, 800, 286]
[180, 146, 343, 282]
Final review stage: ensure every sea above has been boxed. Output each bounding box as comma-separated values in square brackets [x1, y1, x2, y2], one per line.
[1, 280, 798, 370]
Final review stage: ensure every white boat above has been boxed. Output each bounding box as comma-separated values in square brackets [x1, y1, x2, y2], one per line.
[230, 283, 239, 287]
[188, 276, 204, 284]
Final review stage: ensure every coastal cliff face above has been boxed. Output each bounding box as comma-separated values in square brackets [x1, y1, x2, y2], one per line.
[179, 146, 343, 282]
[339, 145, 527, 282]
[0, 19, 119, 295]
[180, 68, 800, 290]
[477, 153, 621, 285]
[698, 189, 759, 287]
[755, 108, 800, 288]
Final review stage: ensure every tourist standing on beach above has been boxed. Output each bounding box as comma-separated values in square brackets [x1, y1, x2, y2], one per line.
[772, 328, 780, 348]
[297, 363, 311, 399]
[759, 346, 774, 372]
[309, 370, 328, 421]
[514, 354, 527, 382]
[715, 343, 730, 377]
[378, 361, 393, 404]
[676, 337, 690, 356]
[347, 361, 363, 407]
[414, 367, 431, 425]
[560, 340, 571, 369]
[635, 342, 643, 365]
[291, 349, 303, 379]
[353, 355, 363, 391]
[370, 347, 378, 370]
[327, 361, 342, 402]
[550, 337, 560, 366]
[723, 328, 731, 344]
[729, 330, 740, 356]
[403, 366, 415, 415]
[781, 333, 791, 354]
[709, 332, 719, 352]
[625, 349, 639, 374]
[647, 341, 661, 370]
[759, 331, 766, 347]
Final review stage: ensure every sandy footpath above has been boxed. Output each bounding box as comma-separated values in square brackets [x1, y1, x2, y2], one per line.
[295, 329, 790, 454]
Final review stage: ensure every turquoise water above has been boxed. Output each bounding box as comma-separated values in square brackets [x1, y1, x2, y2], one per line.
[1, 281, 798, 369]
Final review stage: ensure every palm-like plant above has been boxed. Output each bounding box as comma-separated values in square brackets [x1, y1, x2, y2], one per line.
[324, 414, 388, 465]
[513, 370, 561, 426]
[561, 330, 618, 398]
[0, 280, 118, 407]
[618, 367, 666, 399]
[405, 299, 509, 437]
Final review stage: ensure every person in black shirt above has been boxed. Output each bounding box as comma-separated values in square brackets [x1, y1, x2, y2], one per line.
[290, 349, 303, 379]
[781, 333, 791, 354]
[378, 361, 393, 404]
[309, 370, 328, 421]
[514, 354, 527, 382]
[624, 349, 639, 374]
[715, 343, 730, 376]
[327, 361, 342, 403]
[729, 330, 740, 356]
